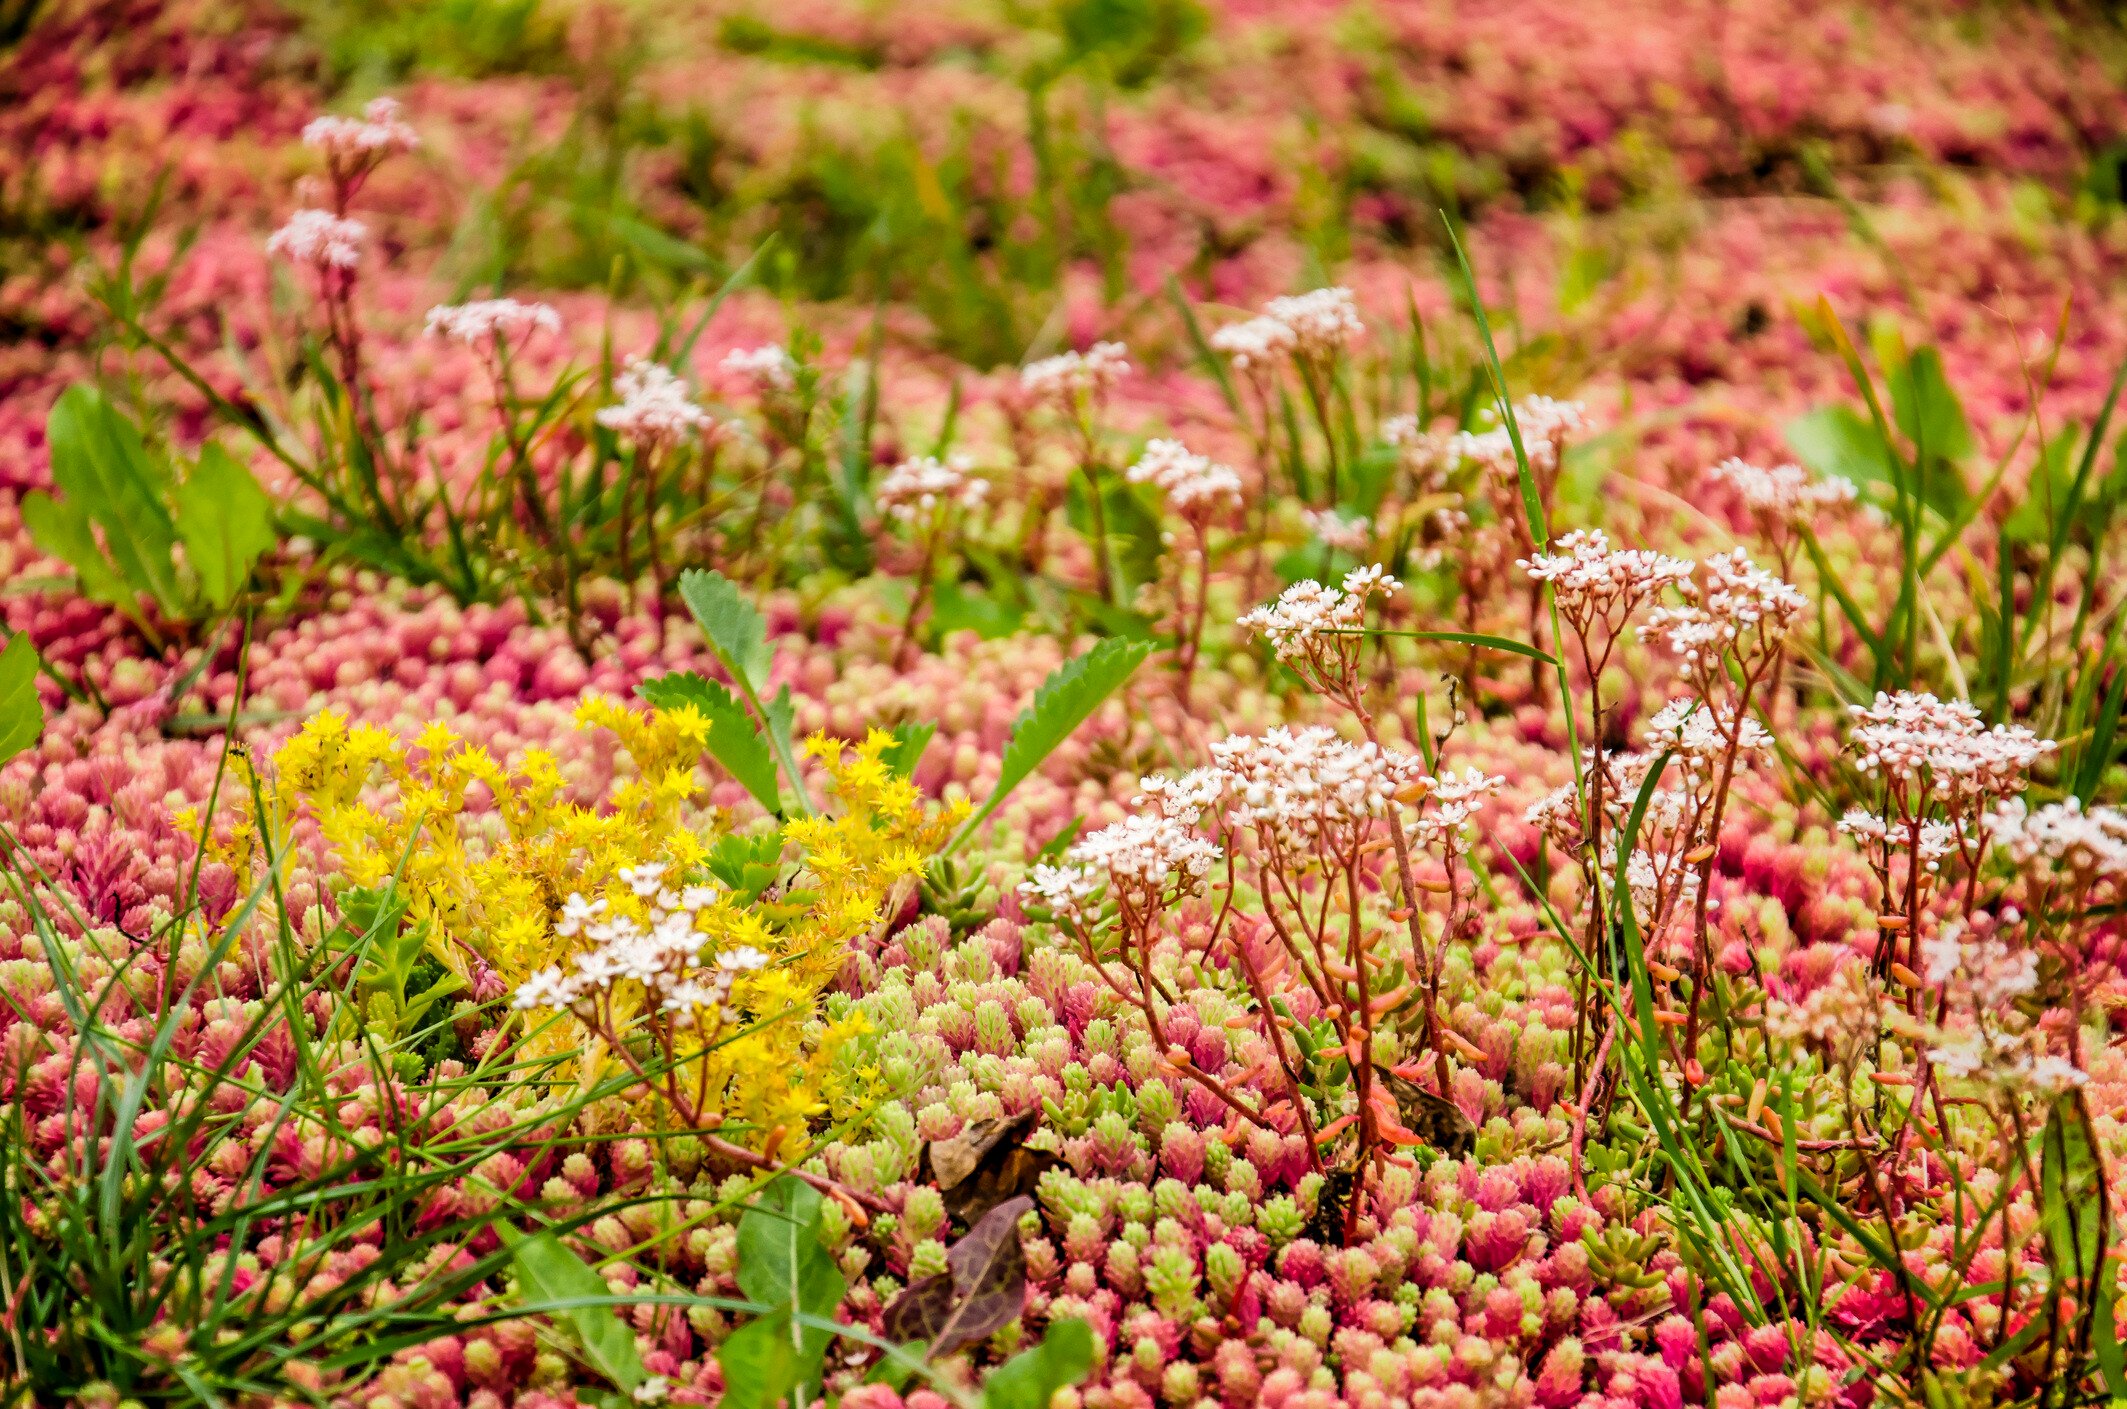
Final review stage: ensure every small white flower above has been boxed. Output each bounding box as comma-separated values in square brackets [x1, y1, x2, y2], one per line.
[1127, 439, 1243, 520]
[876, 455, 987, 523]
[424, 298, 562, 347]
[1020, 341, 1130, 403]
[267, 209, 366, 269]
[1302, 507, 1372, 553]
[598, 357, 712, 447]
[302, 97, 419, 161]
[722, 344, 797, 392]
[1261, 288, 1365, 358]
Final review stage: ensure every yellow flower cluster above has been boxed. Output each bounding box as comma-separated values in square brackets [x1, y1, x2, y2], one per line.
[251, 705, 957, 1154]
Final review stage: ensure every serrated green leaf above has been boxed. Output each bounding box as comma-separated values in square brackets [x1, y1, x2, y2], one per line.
[47, 384, 180, 609]
[883, 720, 936, 778]
[0, 635, 44, 765]
[949, 636, 1151, 854]
[496, 1225, 645, 1392]
[637, 671, 782, 813]
[981, 1317, 1096, 1409]
[173, 442, 275, 609]
[678, 567, 772, 693]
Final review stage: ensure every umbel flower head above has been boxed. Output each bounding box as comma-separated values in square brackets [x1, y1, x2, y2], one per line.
[302, 96, 419, 162]
[1519, 528, 1693, 629]
[1208, 315, 1296, 372]
[1846, 690, 2053, 806]
[877, 454, 987, 523]
[512, 864, 768, 1029]
[1238, 565, 1400, 662]
[1647, 549, 1806, 680]
[1127, 439, 1244, 520]
[1260, 287, 1365, 359]
[722, 344, 797, 392]
[1707, 456, 1857, 525]
[1019, 341, 1130, 404]
[424, 299, 562, 348]
[597, 356, 712, 448]
[267, 209, 366, 269]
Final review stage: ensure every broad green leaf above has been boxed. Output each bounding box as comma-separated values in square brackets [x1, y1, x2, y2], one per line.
[0, 635, 44, 764]
[1784, 405, 1888, 491]
[949, 636, 1152, 854]
[736, 1177, 846, 1383]
[46, 384, 180, 609]
[496, 1225, 645, 1392]
[173, 442, 275, 609]
[717, 1307, 799, 1409]
[678, 568, 773, 693]
[981, 1318, 1096, 1409]
[1887, 345, 1973, 466]
[2039, 1096, 2106, 1301]
[21, 492, 134, 613]
[637, 671, 782, 814]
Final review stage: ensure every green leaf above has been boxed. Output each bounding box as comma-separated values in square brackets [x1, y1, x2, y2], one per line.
[173, 442, 276, 609]
[0, 635, 45, 765]
[949, 636, 1152, 854]
[1372, 628, 1556, 664]
[46, 384, 181, 609]
[2039, 1095, 2107, 1304]
[678, 568, 773, 693]
[883, 721, 936, 779]
[717, 1306, 799, 1409]
[1784, 405, 1888, 491]
[22, 491, 136, 615]
[496, 1225, 646, 1392]
[1888, 345, 1973, 467]
[981, 1318, 1096, 1409]
[637, 671, 782, 814]
[676, 568, 812, 815]
[736, 1177, 847, 1386]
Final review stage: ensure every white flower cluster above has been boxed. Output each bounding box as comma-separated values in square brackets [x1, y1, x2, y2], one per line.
[1838, 809, 1965, 873]
[267, 209, 366, 269]
[1846, 691, 2053, 804]
[1237, 565, 1400, 662]
[1927, 1032, 2087, 1094]
[1261, 287, 1366, 358]
[721, 344, 797, 392]
[302, 97, 419, 161]
[1987, 796, 2127, 879]
[1642, 697, 1773, 779]
[1519, 529, 1693, 626]
[424, 298, 562, 347]
[1022, 768, 1225, 923]
[1412, 766, 1507, 847]
[1302, 507, 1373, 553]
[1126, 439, 1243, 519]
[1209, 315, 1296, 372]
[1072, 812, 1224, 890]
[512, 864, 766, 1025]
[1446, 398, 1584, 479]
[1020, 341, 1130, 403]
[1212, 726, 1431, 849]
[597, 357, 712, 447]
[876, 454, 987, 523]
[1707, 457, 1857, 524]
[1647, 549, 1805, 679]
